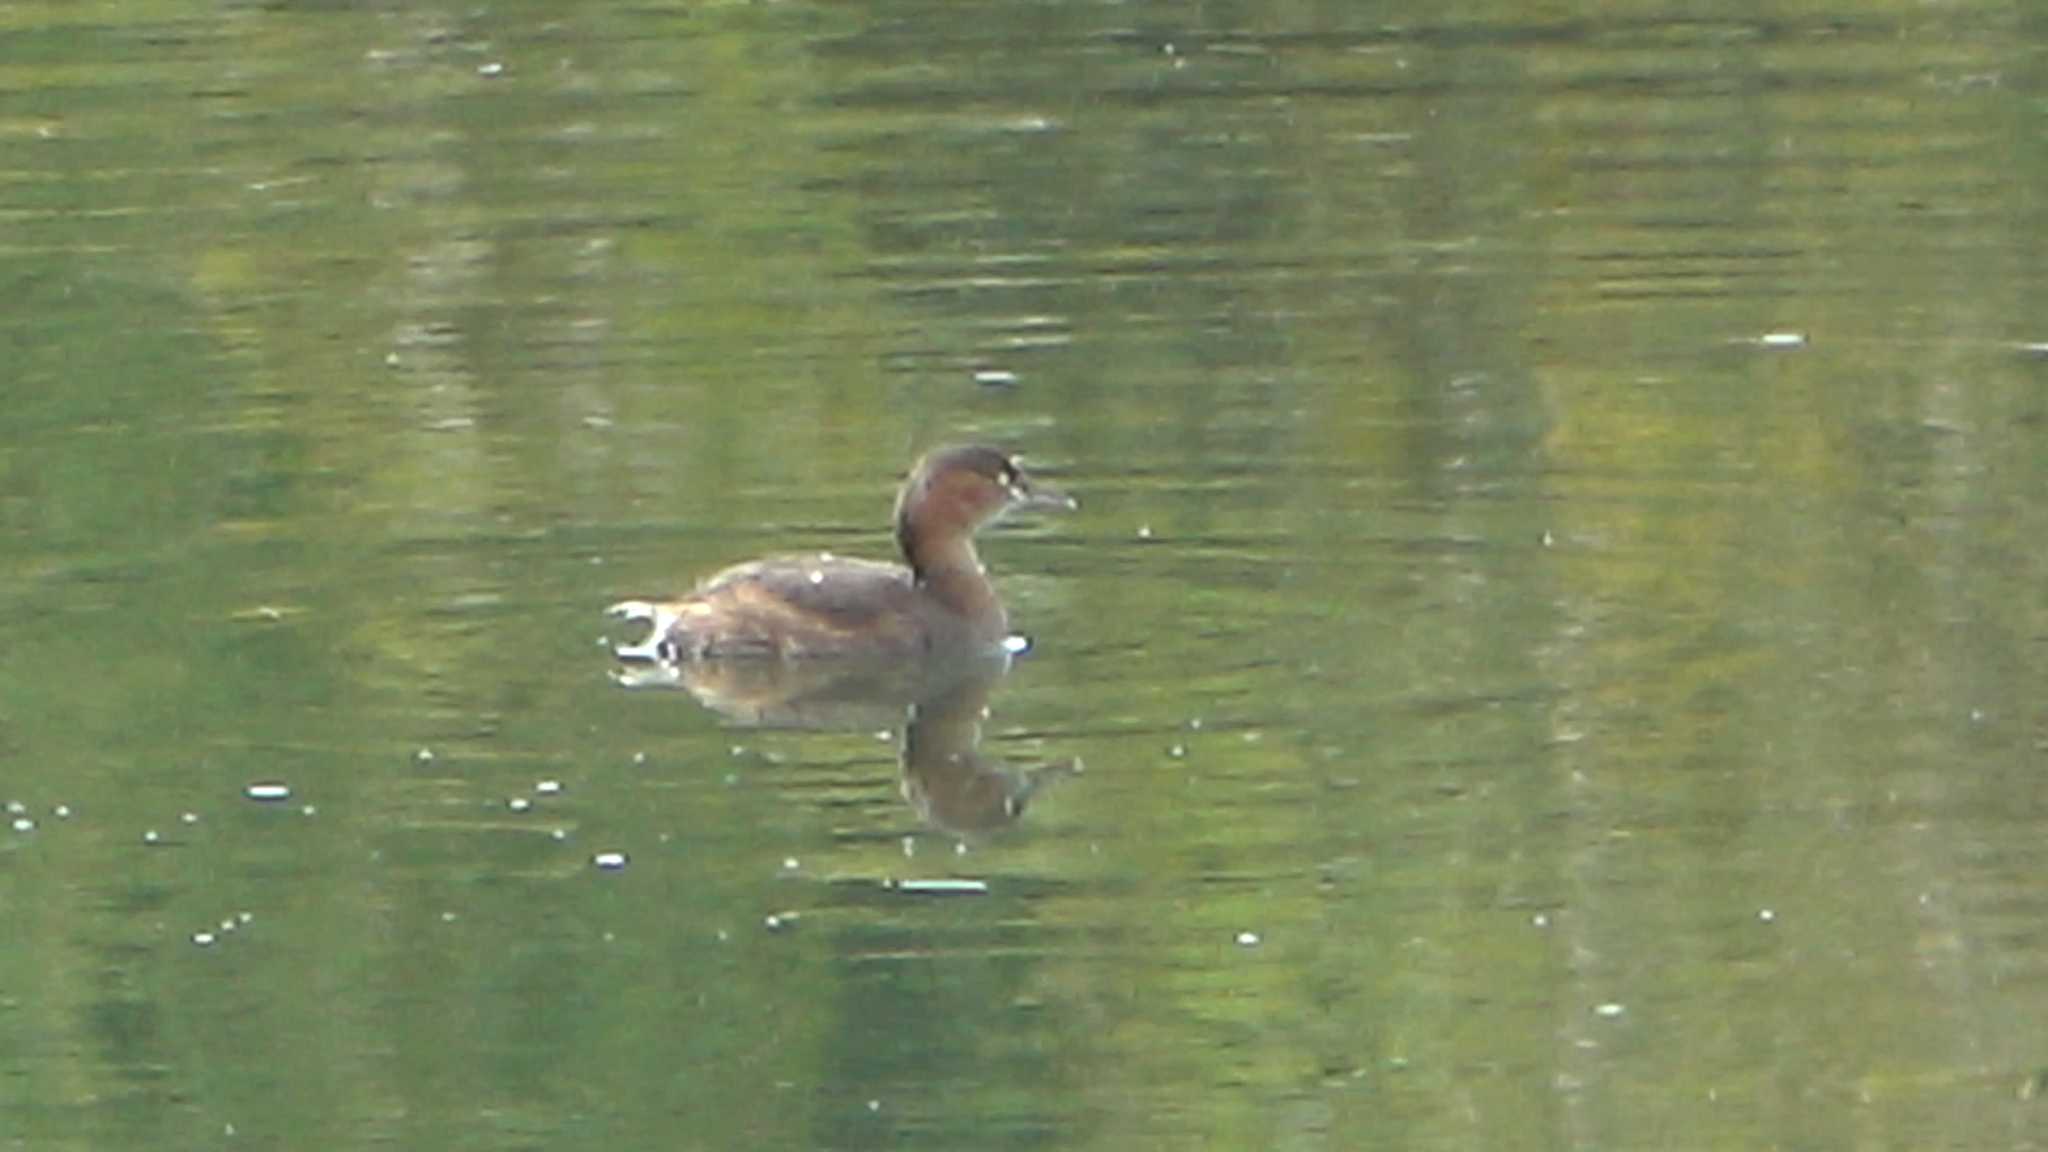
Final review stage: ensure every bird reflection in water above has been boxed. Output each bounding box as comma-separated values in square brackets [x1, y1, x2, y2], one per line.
[605, 445, 1077, 834]
[610, 648, 1075, 836]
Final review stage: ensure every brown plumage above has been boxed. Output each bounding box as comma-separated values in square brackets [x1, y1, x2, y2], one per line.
[608, 445, 1074, 661]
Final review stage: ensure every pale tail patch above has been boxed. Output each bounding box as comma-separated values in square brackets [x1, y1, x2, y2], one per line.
[605, 599, 682, 663]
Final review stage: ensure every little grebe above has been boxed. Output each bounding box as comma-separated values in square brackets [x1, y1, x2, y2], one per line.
[609, 445, 1073, 661]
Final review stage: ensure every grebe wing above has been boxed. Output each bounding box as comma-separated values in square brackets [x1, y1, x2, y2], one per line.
[698, 554, 915, 628]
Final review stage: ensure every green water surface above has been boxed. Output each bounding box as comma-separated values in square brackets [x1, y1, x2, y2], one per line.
[4, 3, 2046, 1149]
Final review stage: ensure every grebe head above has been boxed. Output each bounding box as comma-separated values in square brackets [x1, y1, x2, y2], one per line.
[893, 445, 1074, 571]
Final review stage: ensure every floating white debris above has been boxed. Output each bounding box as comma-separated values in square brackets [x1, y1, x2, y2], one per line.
[192, 931, 217, 947]
[1594, 1003, 1626, 1018]
[507, 797, 532, 813]
[245, 782, 292, 802]
[535, 780, 563, 795]
[1235, 931, 1261, 947]
[892, 878, 990, 896]
[592, 851, 629, 871]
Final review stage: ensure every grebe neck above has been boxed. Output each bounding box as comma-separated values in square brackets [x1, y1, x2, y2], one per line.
[904, 533, 1003, 630]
